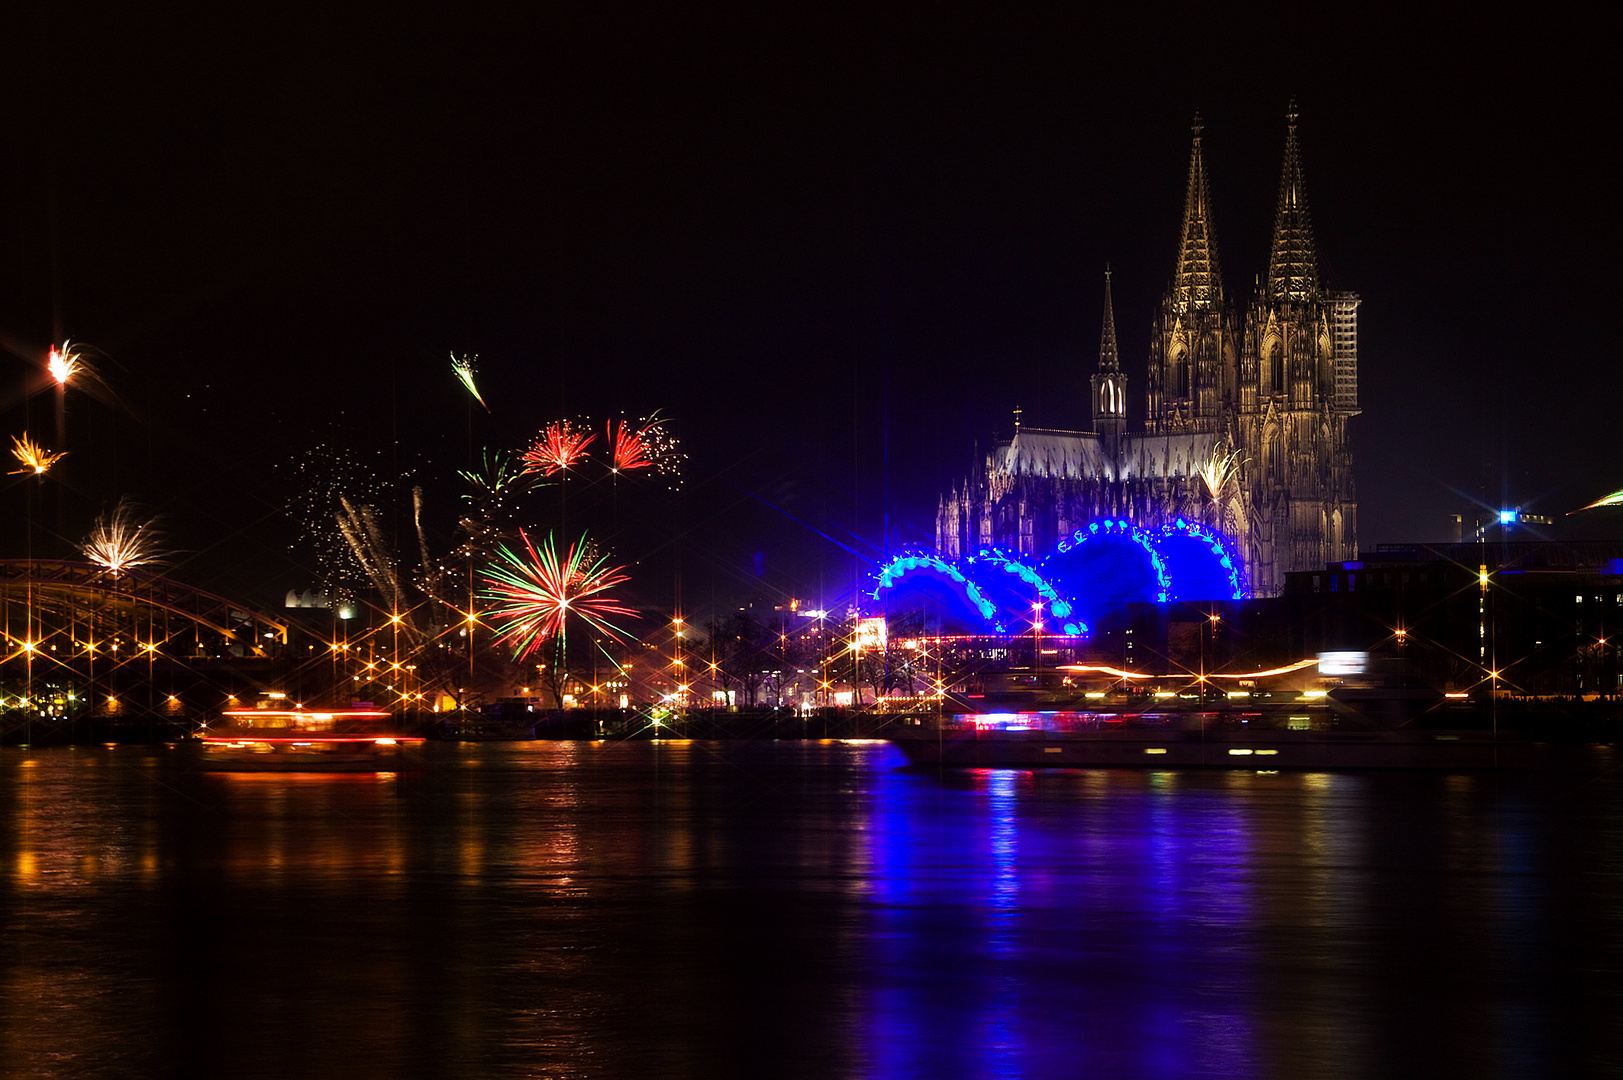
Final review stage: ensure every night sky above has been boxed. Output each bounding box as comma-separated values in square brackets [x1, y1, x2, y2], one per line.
[0, 5, 1611, 618]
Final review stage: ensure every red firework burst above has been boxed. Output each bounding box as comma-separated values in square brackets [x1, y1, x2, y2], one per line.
[482, 530, 638, 657]
[607, 417, 655, 472]
[522, 420, 597, 476]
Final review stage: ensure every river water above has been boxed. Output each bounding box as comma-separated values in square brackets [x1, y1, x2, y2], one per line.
[1, 741, 1618, 1078]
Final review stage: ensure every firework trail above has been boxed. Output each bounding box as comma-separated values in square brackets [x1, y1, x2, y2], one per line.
[522, 420, 596, 476]
[452, 353, 490, 412]
[1576, 487, 1623, 513]
[336, 495, 411, 626]
[482, 530, 638, 659]
[9, 434, 66, 475]
[82, 498, 168, 574]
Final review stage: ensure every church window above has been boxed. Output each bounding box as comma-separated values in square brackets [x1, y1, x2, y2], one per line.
[1268, 344, 1284, 393]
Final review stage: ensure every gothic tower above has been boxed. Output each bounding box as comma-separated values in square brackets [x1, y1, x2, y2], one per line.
[1090, 269, 1127, 461]
[1148, 116, 1240, 435]
[1238, 102, 1358, 594]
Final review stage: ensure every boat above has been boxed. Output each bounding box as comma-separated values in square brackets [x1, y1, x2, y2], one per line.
[887, 709, 1532, 769]
[197, 707, 427, 771]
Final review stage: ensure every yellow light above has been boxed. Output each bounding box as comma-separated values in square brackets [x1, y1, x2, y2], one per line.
[1144, 748, 1168, 755]
[1228, 748, 1255, 756]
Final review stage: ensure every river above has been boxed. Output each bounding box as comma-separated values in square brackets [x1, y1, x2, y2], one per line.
[1, 740, 1618, 1078]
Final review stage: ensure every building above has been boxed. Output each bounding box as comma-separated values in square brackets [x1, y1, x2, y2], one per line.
[937, 107, 1358, 596]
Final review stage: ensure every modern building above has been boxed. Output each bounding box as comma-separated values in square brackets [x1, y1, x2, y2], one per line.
[937, 106, 1358, 596]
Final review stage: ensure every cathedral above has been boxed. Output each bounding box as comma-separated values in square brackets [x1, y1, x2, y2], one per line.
[935, 108, 1360, 598]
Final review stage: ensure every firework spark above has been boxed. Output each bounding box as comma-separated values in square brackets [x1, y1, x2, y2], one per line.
[82, 498, 168, 574]
[1199, 442, 1244, 503]
[10, 434, 66, 475]
[606, 414, 686, 488]
[482, 530, 638, 657]
[521, 420, 597, 476]
[451, 352, 489, 411]
[606, 417, 652, 472]
[48, 341, 86, 387]
[283, 443, 387, 600]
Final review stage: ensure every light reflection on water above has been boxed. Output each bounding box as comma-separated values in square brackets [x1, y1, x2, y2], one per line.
[0, 742, 1618, 1078]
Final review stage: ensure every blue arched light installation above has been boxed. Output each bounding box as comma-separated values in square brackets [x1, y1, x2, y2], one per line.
[872, 552, 1005, 633]
[1152, 518, 1247, 600]
[960, 552, 1090, 636]
[1042, 518, 1170, 630]
[963, 549, 1089, 637]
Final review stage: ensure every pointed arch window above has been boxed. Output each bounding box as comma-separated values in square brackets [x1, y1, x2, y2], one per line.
[1268, 343, 1284, 395]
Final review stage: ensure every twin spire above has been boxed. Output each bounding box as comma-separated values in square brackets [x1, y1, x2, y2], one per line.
[1171, 113, 1223, 313]
[1164, 104, 1321, 314]
[1265, 100, 1320, 302]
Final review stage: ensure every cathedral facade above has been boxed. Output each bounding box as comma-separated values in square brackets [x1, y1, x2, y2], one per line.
[936, 110, 1359, 597]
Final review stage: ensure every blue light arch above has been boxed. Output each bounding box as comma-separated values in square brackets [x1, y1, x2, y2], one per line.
[1152, 518, 1246, 601]
[963, 549, 1089, 637]
[1041, 519, 1170, 630]
[872, 552, 1004, 633]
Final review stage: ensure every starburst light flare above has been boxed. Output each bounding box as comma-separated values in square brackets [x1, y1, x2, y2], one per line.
[10, 434, 66, 475]
[82, 498, 168, 574]
[482, 530, 638, 658]
[522, 420, 597, 476]
[451, 352, 489, 411]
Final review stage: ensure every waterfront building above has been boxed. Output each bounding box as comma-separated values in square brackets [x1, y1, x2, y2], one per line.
[936, 107, 1359, 596]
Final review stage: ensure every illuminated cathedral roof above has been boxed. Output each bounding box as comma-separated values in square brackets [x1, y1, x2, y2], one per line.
[995, 427, 1221, 484]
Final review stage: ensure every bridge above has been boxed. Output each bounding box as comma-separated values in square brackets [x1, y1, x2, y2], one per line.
[0, 560, 290, 650]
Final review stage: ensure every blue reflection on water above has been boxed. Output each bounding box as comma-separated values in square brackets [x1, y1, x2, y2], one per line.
[862, 765, 1271, 1078]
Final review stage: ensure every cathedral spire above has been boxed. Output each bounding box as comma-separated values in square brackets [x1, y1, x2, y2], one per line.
[1099, 266, 1120, 372]
[1172, 114, 1223, 312]
[1266, 99, 1320, 303]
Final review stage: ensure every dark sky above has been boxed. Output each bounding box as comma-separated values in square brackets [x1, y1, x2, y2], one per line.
[0, 4, 1613, 617]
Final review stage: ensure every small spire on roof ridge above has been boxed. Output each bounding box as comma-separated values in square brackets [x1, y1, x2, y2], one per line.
[1287, 97, 1298, 134]
[1191, 112, 1204, 141]
[1099, 269, 1121, 373]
